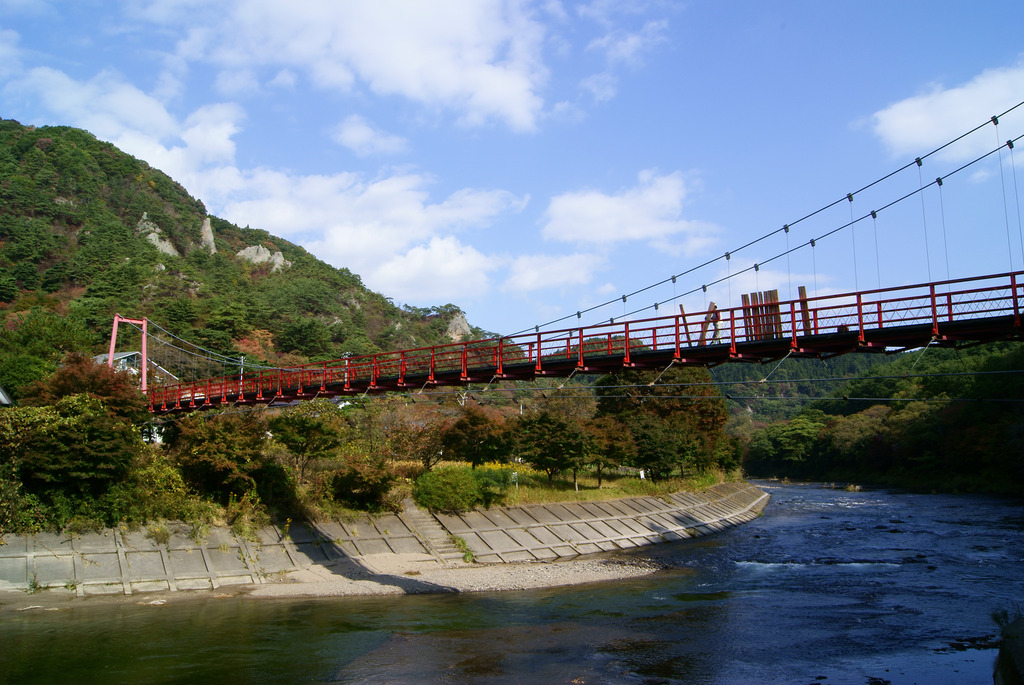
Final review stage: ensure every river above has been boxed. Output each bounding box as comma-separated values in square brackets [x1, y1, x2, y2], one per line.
[2, 482, 1022, 684]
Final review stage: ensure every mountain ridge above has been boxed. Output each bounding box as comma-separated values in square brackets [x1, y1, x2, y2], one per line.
[0, 119, 485, 399]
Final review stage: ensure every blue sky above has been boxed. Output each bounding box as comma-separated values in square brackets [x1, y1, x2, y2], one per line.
[4, 1, 1024, 337]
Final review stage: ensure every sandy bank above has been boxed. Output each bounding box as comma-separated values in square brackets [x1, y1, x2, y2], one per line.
[246, 553, 669, 599]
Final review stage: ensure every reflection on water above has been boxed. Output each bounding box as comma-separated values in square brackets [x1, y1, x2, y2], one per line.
[2, 483, 1021, 684]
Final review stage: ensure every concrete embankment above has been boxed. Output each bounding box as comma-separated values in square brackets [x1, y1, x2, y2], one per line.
[0, 482, 768, 599]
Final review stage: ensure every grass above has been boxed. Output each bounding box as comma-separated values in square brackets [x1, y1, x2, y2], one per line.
[450, 535, 474, 563]
[146, 523, 171, 546]
[500, 468, 736, 507]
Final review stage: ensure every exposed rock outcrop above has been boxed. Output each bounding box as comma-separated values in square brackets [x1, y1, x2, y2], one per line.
[136, 212, 180, 257]
[446, 311, 473, 342]
[236, 244, 292, 272]
[200, 217, 216, 254]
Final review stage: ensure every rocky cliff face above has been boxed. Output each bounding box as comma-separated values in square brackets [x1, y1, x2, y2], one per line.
[136, 213, 219, 257]
[136, 212, 180, 257]
[235, 244, 292, 272]
[446, 311, 473, 342]
[200, 218, 217, 254]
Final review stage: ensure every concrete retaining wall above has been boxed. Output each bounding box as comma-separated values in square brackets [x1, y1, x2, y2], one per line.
[438, 482, 769, 563]
[0, 482, 768, 597]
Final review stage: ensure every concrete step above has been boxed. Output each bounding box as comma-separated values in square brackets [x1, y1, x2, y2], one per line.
[401, 500, 466, 562]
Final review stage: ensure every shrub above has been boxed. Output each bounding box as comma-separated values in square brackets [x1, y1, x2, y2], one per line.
[413, 466, 483, 512]
[0, 461, 45, 536]
[95, 447, 218, 526]
[330, 453, 398, 512]
[472, 466, 510, 507]
[225, 490, 269, 540]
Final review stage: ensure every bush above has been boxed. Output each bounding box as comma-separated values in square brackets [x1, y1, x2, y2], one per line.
[413, 466, 484, 512]
[330, 453, 398, 512]
[97, 447, 218, 525]
[0, 461, 45, 536]
[472, 466, 510, 507]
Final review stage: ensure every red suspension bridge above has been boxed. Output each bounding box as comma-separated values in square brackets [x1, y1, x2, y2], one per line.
[106, 107, 1024, 413]
[131, 269, 1023, 414]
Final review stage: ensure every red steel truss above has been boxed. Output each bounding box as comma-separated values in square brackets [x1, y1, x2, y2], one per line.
[143, 270, 1024, 414]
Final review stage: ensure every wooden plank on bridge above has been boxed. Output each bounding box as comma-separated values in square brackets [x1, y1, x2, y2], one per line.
[744, 290, 782, 341]
[798, 285, 812, 335]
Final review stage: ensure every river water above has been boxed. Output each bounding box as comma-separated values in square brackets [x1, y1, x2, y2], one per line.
[2, 482, 1022, 684]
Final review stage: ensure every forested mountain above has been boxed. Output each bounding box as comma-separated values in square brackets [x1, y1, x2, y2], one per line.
[709, 353, 881, 431]
[0, 119, 483, 400]
[741, 341, 1024, 494]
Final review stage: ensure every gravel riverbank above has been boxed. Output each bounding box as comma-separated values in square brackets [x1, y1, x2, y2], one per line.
[246, 553, 669, 599]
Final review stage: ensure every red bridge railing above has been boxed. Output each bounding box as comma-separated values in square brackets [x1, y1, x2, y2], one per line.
[145, 270, 1023, 413]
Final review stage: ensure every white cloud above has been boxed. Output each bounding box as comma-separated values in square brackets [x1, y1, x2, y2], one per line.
[0, 29, 22, 79]
[222, 171, 524, 292]
[332, 115, 407, 156]
[179, 104, 244, 164]
[5, 67, 179, 142]
[542, 169, 717, 255]
[214, 68, 260, 96]
[138, 0, 550, 132]
[370, 236, 495, 303]
[587, 20, 667, 66]
[267, 69, 297, 89]
[872, 61, 1024, 160]
[131, 0, 212, 24]
[152, 69, 184, 102]
[580, 72, 617, 103]
[501, 252, 605, 293]
[0, 0, 54, 16]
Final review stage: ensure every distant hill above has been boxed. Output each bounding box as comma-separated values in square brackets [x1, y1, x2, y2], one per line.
[0, 119, 485, 398]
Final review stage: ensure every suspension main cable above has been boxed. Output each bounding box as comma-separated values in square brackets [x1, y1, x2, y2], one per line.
[514, 101, 1024, 335]
[604, 131, 1024, 324]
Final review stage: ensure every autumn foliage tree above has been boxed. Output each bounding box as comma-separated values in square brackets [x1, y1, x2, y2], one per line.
[172, 410, 277, 503]
[441, 404, 508, 468]
[19, 351, 149, 422]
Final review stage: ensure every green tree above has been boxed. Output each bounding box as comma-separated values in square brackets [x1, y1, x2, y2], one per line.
[775, 410, 827, 466]
[596, 365, 729, 476]
[1, 395, 142, 502]
[515, 411, 588, 485]
[585, 415, 636, 486]
[744, 410, 828, 478]
[0, 275, 17, 303]
[624, 412, 686, 480]
[280, 318, 333, 358]
[172, 410, 271, 501]
[269, 399, 345, 483]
